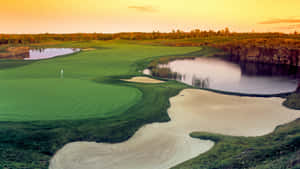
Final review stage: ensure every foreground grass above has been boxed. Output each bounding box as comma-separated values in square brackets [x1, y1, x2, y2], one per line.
[173, 119, 300, 169]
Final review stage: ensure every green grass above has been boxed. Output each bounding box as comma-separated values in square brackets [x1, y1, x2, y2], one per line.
[0, 79, 141, 121]
[0, 60, 35, 70]
[284, 93, 300, 110]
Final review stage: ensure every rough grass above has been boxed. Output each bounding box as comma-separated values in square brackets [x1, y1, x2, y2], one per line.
[284, 93, 300, 110]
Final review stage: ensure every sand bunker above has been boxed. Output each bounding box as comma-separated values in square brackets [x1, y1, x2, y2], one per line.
[169, 89, 300, 136]
[122, 76, 165, 84]
[49, 89, 300, 169]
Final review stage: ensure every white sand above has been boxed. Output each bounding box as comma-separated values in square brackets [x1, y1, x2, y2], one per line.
[168, 89, 300, 136]
[122, 76, 165, 84]
[49, 89, 300, 169]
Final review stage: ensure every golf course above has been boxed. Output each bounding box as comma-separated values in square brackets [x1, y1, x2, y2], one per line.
[0, 40, 300, 169]
[0, 40, 203, 168]
[2, 0, 300, 168]
[0, 41, 197, 122]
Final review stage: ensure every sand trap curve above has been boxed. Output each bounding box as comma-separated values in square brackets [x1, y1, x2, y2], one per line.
[122, 76, 165, 84]
[49, 89, 300, 169]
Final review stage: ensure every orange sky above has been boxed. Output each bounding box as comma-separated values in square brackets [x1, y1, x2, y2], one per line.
[0, 0, 300, 33]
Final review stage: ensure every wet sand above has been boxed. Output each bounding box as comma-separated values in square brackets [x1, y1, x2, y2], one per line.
[122, 76, 165, 84]
[49, 89, 300, 169]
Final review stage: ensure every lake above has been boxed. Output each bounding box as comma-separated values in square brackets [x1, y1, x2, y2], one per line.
[146, 57, 300, 95]
[25, 48, 80, 60]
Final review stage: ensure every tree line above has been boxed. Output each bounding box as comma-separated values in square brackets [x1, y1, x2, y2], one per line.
[1, 28, 299, 45]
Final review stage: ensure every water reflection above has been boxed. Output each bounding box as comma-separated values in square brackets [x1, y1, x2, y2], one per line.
[237, 61, 300, 79]
[147, 57, 300, 95]
[192, 77, 210, 88]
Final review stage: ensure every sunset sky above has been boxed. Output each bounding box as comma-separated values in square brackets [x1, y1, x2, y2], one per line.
[1, 0, 300, 34]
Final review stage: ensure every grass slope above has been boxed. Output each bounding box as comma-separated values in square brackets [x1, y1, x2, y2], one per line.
[284, 93, 300, 110]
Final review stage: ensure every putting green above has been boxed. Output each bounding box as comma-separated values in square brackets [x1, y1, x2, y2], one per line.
[0, 41, 199, 122]
[0, 79, 142, 121]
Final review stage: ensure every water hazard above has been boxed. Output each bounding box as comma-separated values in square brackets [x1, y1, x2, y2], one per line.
[25, 48, 80, 60]
[145, 57, 300, 95]
[0, 47, 79, 60]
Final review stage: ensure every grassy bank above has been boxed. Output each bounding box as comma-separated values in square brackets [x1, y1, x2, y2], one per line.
[284, 93, 300, 110]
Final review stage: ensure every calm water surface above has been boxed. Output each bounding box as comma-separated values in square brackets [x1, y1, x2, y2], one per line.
[25, 48, 80, 60]
[146, 57, 300, 95]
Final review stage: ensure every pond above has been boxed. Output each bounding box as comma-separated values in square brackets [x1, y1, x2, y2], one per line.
[25, 48, 80, 60]
[146, 57, 300, 95]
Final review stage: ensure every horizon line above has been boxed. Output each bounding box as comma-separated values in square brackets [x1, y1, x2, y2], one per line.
[0, 30, 297, 35]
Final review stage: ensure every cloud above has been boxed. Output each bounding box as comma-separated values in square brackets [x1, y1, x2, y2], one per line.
[128, 5, 157, 12]
[276, 24, 300, 30]
[259, 18, 300, 24]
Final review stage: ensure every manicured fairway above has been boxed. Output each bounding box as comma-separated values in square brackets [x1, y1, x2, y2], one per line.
[0, 79, 141, 121]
